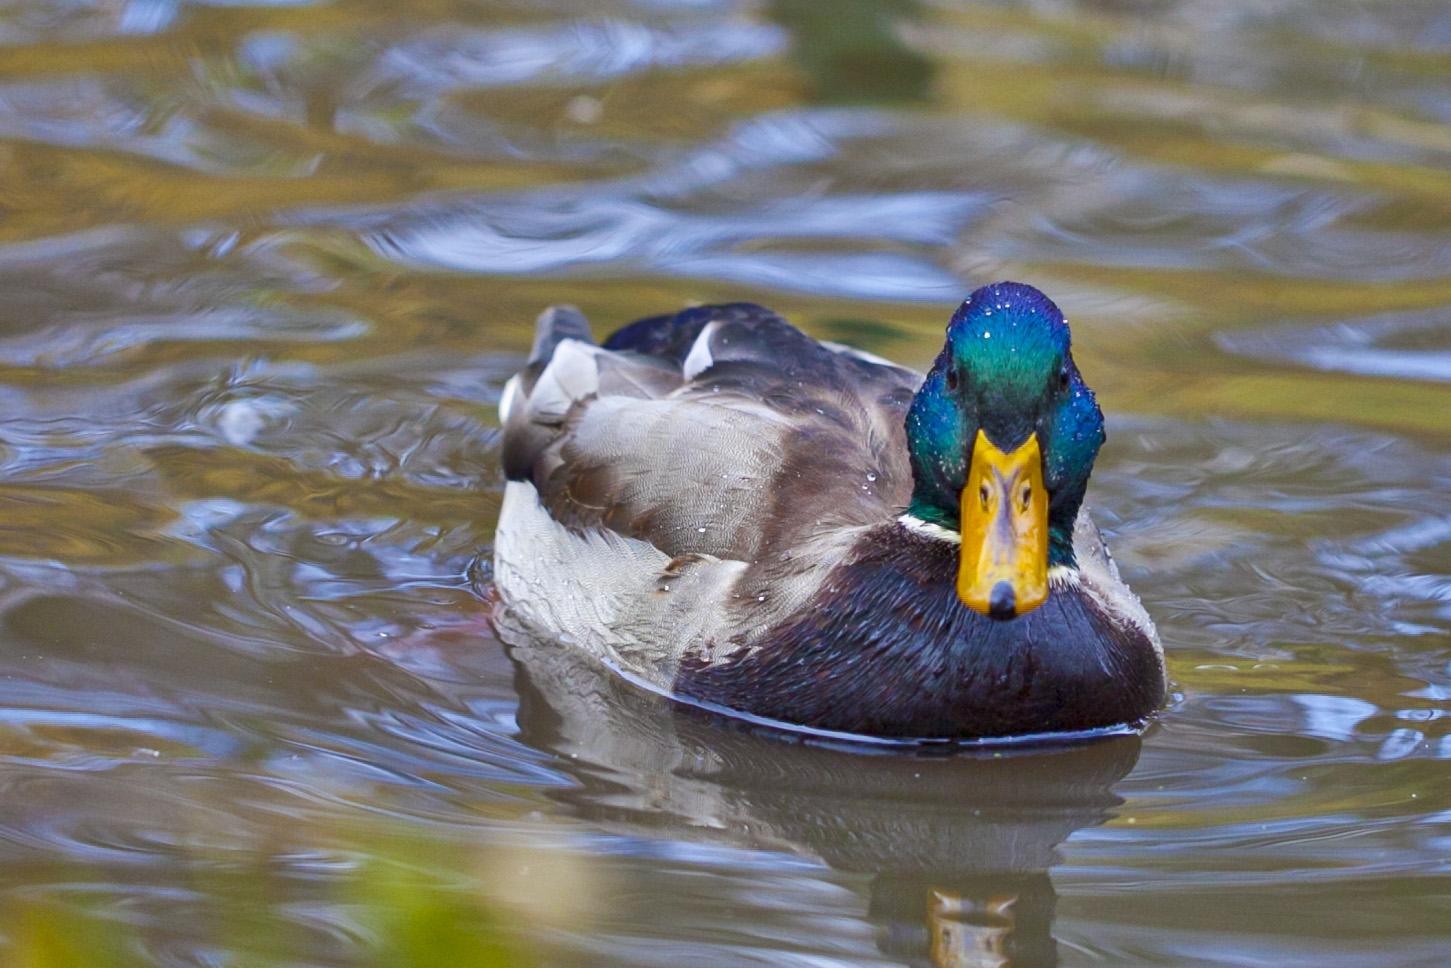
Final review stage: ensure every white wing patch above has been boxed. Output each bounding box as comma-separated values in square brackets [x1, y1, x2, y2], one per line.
[527, 338, 601, 422]
[498, 374, 521, 424]
[682, 320, 722, 381]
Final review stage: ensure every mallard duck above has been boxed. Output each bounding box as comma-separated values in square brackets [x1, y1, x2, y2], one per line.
[493, 282, 1165, 741]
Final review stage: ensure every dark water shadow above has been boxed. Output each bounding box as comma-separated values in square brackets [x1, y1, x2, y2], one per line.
[502, 621, 1141, 968]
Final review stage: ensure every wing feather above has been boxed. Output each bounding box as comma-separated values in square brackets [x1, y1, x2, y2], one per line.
[503, 302, 920, 562]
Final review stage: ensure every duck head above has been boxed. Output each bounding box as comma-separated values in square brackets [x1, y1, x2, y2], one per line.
[905, 282, 1105, 620]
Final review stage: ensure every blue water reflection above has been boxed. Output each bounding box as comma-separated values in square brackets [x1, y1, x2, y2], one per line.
[0, 0, 1446, 965]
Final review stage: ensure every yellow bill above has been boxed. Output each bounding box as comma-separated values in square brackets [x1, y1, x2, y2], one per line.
[957, 429, 1049, 619]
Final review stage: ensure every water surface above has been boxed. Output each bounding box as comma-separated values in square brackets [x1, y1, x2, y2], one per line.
[0, 0, 1449, 965]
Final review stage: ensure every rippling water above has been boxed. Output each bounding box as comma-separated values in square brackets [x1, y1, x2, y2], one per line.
[0, 0, 1449, 965]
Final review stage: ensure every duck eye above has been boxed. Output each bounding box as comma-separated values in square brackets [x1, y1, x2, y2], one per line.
[1058, 366, 1070, 392]
[945, 367, 960, 391]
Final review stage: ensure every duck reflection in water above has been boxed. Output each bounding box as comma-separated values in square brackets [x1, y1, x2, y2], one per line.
[500, 615, 1141, 968]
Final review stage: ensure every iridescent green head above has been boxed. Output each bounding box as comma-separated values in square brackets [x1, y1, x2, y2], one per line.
[905, 282, 1105, 619]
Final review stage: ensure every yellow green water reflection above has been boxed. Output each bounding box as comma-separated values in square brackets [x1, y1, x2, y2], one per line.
[0, 0, 1448, 965]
